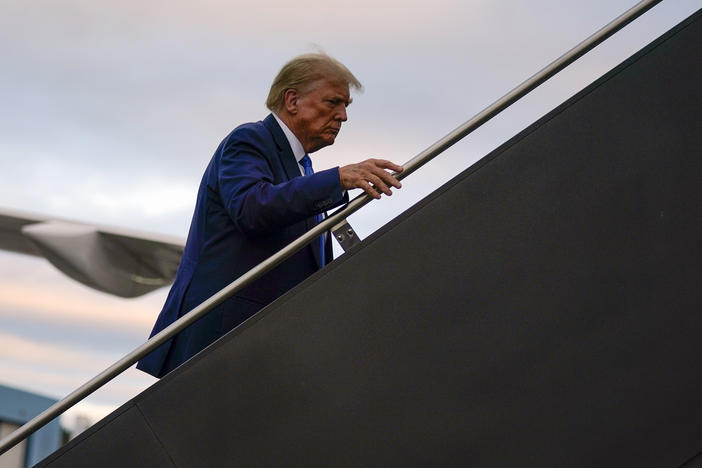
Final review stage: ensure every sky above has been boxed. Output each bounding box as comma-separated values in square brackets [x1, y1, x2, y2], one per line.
[0, 0, 699, 439]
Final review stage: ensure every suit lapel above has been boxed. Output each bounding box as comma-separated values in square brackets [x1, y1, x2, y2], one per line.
[263, 114, 301, 182]
[262, 114, 323, 268]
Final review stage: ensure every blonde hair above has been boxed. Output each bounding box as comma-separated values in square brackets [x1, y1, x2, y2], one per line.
[266, 53, 362, 111]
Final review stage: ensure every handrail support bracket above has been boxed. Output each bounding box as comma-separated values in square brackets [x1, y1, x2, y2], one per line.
[332, 219, 362, 252]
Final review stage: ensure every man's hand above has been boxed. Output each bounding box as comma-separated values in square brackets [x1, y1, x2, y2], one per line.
[338, 159, 404, 199]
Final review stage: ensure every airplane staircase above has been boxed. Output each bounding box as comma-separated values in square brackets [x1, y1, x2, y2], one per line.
[38, 9, 702, 467]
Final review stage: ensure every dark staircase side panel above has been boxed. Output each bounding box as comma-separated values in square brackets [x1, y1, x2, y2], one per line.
[40, 8, 702, 468]
[37, 403, 173, 467]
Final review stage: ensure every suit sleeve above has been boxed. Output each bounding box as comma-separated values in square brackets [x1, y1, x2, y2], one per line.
[217, 126, 347, 237]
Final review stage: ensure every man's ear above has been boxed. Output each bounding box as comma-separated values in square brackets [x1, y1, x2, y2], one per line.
[283, 88, 299, 115]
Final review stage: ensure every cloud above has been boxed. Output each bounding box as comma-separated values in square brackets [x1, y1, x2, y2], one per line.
[90, 183, 196, 217]
[0, 333, 113, 373]
[0, 280, 161, 334]
[0, 0, 489, 47]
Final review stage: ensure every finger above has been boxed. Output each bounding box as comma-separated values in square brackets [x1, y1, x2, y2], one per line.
[380, 172, 402, 189]
[368, 166, 402, 189]
[370, 159, 404, 173]
[359, 180, 381, 199]
[365, 173, 391, 196]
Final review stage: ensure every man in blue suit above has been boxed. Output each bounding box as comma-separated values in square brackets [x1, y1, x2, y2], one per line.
[138, 53, 403, 378]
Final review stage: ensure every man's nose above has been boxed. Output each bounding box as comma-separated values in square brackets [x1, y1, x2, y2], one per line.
[336, 105, 347, 122]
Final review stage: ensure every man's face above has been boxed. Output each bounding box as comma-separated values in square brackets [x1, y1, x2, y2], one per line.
[292, 79, 351, 153]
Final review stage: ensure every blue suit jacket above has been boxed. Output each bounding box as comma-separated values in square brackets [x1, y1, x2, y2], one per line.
[137, 114, 347, 378]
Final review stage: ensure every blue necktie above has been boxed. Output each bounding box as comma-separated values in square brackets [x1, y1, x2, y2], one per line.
[299, 155, 325, 267]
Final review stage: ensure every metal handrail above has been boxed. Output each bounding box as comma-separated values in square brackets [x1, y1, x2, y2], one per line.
[0, 0, 663, 456]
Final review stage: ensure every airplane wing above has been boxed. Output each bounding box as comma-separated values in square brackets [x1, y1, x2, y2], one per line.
[0, 208, 184, 298]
